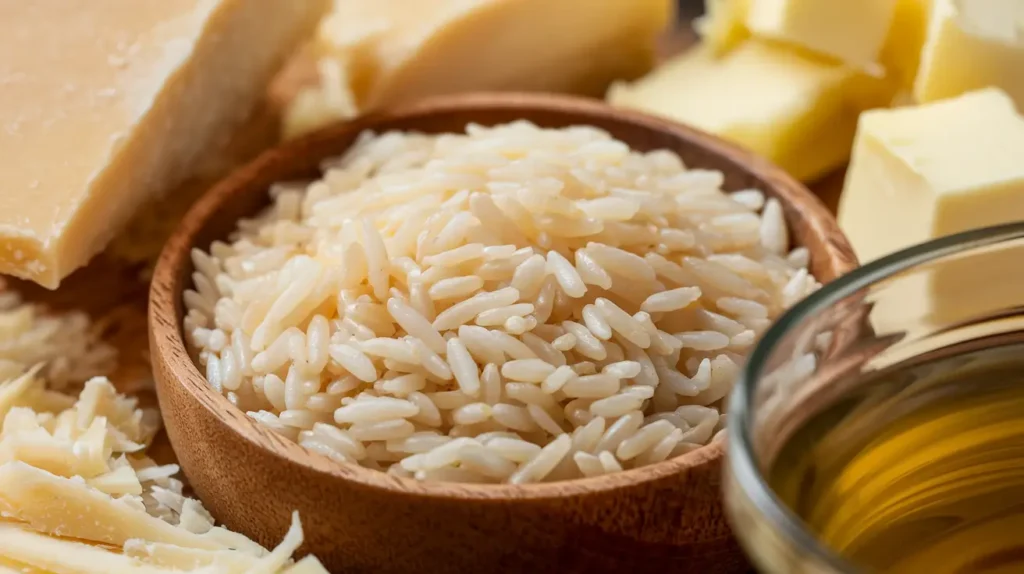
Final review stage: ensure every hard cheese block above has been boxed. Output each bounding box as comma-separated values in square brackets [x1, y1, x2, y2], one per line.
[839, 88, 1024, 263]
[841, 89, 1024, 336]
[286, 0, 672, 136]
[608, 42, 893, 182]
[0, 0, 326, 288]
[915, 0, 1024, 110]
[746, 0, 899, 68]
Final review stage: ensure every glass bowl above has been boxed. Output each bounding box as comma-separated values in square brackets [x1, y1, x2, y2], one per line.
[724, 222, 1024, 573]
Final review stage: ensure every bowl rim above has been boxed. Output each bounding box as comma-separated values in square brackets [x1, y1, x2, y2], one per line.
[149, 91, 857, 501]
[727, 221, 1024, 570]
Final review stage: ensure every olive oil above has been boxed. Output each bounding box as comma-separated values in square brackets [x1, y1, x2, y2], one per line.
[769, 344, 1024, 573]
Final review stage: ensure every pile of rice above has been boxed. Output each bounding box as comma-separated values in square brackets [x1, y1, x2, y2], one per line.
[184, 121, 819, 484]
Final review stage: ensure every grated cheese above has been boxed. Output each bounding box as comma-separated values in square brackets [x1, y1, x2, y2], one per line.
[0, 367, 328, 573]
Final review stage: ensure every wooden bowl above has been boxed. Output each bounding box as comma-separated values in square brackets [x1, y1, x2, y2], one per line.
[149, 92, 857, 574]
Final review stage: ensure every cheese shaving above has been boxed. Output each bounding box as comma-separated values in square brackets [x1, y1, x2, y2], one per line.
[0, 301, 328, 573]
[0, 287, 116, 389]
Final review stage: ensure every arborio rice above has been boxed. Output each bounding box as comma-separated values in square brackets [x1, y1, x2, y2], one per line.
[184, 122, 819, 484]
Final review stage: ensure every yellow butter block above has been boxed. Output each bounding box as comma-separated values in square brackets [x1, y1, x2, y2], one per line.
[0, 0, 326, 288]
[695, 0, 751, 55]
[842, 89, 1024, 335]
[746, 0, 899, 68]
[879, 0, 934, 89]
[313, 0, 672, 112]
[840, 88, 1024, 263]
[915, 0, 1024, 110]
[609, 42, 894, 182]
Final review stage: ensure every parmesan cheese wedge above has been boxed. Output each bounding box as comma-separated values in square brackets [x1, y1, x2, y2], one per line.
[0, 0, 328, 288]
[285, 0, 673, 137]
[320, 0, 672, 107]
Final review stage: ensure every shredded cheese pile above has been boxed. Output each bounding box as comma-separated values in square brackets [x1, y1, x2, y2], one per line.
[0, 298, 327, 573]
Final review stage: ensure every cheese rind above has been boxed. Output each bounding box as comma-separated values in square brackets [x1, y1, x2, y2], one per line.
[745, 0, 899, 67]
[0, 0, 327, 288]
[915, 0, 1024, 110]
[608, 42, 894, 182]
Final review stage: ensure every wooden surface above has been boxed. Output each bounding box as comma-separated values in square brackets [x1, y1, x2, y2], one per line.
[148, 92, 856, 574]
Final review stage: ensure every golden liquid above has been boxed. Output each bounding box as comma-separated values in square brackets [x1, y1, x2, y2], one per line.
[769, 346, 1024, 573]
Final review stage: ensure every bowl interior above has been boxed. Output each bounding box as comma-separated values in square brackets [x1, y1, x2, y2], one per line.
[150, 92, 857, 499]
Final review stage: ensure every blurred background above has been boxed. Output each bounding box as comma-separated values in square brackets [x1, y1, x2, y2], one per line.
[678, 0, 704, 19]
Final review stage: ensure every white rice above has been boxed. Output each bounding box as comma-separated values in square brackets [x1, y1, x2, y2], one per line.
[501, 359, 555, 383]
[184, 122, 819, 483]
[428, 276, 484, 301]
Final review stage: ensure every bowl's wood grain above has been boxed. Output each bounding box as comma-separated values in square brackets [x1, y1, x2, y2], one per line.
[150, 92, 857, 574]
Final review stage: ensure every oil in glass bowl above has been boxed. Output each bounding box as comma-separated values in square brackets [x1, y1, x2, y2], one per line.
[769, 343, 1024, 573]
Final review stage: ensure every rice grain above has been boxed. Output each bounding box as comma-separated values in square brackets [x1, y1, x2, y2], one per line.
[508, 434, 571, 484]
[447, 337, 481, 398]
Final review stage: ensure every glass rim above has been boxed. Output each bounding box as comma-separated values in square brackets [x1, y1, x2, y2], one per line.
[727, 221, 1024, 571]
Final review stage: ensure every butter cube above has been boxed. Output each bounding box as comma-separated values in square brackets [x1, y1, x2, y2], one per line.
[746, 0, 899, 67]
[0, 0, 326, 288]
[839, 88, 1024, 264]
[879, 0, 934, 89]
[311, 0, 671, 112]
[695, 0, 752, 55]
[609, 42, 894, 182]
[845, 89, 1024, 337]
[915, 0, 1024, 111]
